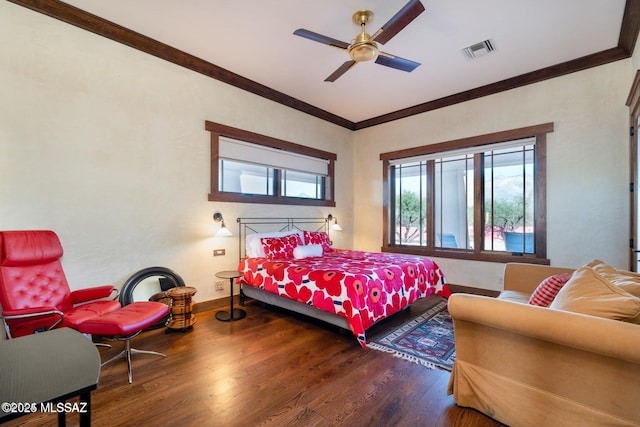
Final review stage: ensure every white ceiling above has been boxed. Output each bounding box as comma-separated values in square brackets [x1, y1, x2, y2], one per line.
[61, 0, 627, 123]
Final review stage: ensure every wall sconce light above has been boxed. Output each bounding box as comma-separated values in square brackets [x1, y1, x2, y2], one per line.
[327, 214, 342, 231]
[213, 212, 233, 237]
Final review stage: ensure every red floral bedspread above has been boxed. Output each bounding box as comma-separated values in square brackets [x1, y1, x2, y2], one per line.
[238, 250, 450, 347]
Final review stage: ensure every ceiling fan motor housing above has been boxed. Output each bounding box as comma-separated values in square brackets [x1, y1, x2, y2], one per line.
[349, 10, 378, 62]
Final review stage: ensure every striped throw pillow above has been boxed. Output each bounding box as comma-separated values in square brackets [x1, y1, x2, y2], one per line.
[528, 273, 573, 306]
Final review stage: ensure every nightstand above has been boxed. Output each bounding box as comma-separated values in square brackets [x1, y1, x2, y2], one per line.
[215, 270, 246, 321]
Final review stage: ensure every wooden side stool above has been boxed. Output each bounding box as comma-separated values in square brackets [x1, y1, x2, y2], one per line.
[165, 286, 197, 332]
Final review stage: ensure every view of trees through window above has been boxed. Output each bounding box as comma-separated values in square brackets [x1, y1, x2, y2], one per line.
[396, 189, 425, 244]
[483, 145, 534, 252]
[392, 142, 535, 254]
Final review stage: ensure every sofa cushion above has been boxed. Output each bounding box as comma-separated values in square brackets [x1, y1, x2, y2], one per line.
[527, 273, 573, 306]
[550, 266, 640, 324]
[497, 290, 531, 304]
[587, 259, 640, 297]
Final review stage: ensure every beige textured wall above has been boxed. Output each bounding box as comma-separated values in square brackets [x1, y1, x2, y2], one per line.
[353, 61, 632, 290]
[2, 1, 637, 298]
[0, 2, 353, 302]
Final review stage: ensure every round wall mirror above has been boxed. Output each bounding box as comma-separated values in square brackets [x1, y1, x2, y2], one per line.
[120, 266, 186, 329]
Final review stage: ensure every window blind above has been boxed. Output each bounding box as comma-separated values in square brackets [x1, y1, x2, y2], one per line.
[219, 137, 329, 176]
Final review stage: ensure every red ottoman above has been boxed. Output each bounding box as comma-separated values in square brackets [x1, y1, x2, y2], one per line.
[79, 301, 169, 383]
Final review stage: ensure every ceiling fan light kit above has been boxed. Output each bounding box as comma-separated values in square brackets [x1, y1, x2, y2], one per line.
[293, 0, 425, 82]
[349, 41, 378, 62]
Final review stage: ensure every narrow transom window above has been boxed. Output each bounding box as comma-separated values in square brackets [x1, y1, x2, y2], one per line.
[207, 121, 336, 207]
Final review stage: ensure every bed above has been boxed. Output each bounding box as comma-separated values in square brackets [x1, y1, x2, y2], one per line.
[236, 217, 450, 347]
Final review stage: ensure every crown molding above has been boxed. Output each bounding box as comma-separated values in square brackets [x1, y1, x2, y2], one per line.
[8, 0, 640, 131]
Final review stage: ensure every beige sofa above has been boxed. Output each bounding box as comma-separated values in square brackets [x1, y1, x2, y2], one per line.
[447, 262, 640, 427]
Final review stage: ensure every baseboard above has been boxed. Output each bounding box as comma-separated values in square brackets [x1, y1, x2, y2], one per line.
[194, 295, 243, 313]
[448, 283, 500, 298]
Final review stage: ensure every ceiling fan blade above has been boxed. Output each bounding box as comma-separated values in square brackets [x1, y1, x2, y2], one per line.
[325, 60, 357, 82]
[293, 29, 349, 50]
[371, 0, 425, 45]
[375, 54, 421, 72]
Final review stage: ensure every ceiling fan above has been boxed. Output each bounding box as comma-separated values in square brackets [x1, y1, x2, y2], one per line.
[293, 0, 425, 82]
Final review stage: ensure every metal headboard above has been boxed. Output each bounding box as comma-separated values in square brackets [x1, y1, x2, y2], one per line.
[237, 217, 329, 260]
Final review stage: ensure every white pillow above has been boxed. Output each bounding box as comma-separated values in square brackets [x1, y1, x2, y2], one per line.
[245, 231, 304, 258]
[293, 244, 323, 259]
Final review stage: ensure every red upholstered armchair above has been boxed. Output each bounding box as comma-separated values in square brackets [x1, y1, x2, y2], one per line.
[0, 230, 121, 338]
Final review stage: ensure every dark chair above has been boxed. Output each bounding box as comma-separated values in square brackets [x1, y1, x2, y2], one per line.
[0, 230, 121, 338]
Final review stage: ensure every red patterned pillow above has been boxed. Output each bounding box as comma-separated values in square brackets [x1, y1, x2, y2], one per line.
[527, 273, 573, 306]
[260, 235, 300, 260]
[303, 231, 334, 253]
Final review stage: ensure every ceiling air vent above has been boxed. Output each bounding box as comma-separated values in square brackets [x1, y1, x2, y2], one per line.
[462, 39, 496, 59]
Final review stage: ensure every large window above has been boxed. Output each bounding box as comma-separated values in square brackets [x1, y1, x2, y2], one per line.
[381, 123, 552, 264]
[207, 121, 336, 207]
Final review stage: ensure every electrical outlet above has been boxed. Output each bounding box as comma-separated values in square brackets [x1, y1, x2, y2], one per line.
[215, 281, 224, 291]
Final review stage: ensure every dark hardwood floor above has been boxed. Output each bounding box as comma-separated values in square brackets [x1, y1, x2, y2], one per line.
[5, 297, 503, 427]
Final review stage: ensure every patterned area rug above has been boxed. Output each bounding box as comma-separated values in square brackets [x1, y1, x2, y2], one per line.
[369, 299, 455, 370]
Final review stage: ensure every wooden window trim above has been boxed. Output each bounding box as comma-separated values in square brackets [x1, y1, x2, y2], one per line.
[381, 123, 553, 265]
